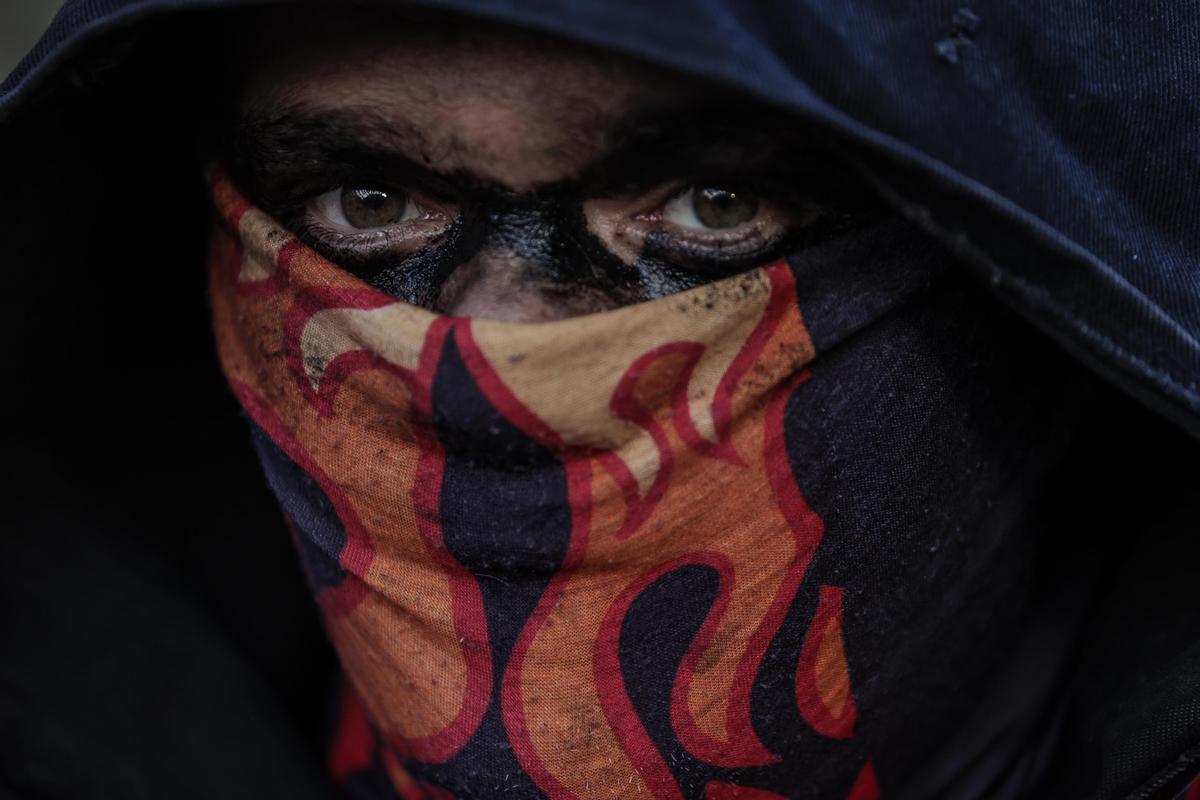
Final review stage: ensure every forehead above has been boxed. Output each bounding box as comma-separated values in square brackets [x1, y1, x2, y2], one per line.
[232, 11, 719, 189]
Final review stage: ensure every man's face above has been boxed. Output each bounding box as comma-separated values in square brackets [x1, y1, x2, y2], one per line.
[227, 10, 874, 321]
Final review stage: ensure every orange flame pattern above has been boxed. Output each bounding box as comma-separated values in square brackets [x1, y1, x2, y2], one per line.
[207, 170, 877, 799]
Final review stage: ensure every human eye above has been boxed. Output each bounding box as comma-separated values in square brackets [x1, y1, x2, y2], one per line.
[583, 179, 822, 276]
[648, 181, 806, 265]
[301, 183, 458, 261]
[656, 183, 814, 253]
[661, 185, 762, 231]
[313, 185, 424, 229]
[588, 176, 835, 275]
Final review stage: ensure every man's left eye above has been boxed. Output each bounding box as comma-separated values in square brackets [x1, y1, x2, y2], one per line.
[583, 179, 804, 272]
[663, 185, 760, 230]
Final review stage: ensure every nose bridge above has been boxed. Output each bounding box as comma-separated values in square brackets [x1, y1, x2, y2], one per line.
[442, 244, 587, 321]
[478, 195, 567, 276]
[435, 192, 617, 320]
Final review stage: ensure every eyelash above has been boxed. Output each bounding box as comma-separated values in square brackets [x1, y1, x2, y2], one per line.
[299, 185, 453, 254]
[585, 179, 800, 265]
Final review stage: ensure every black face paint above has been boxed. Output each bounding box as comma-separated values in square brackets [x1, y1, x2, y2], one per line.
[307, 179, 643, 311]
[224, 105, 888, 313]
[265, 177, 880, 312]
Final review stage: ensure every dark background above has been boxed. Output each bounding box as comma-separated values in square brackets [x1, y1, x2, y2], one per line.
[2, 1, 59, 78]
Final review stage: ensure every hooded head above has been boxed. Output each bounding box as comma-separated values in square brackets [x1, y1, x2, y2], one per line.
[218, 8, 885, 321]
[3, 3, 1199, 800]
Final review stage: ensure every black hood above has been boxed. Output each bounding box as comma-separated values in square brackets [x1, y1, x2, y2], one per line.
[1, 2, 1198, 799]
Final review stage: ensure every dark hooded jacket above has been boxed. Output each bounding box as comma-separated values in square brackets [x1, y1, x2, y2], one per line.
[1, 2, 1198, 799]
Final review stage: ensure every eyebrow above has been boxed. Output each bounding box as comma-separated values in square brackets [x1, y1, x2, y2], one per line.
[226, 105, 457, 198]
[226, 100, 818, 201]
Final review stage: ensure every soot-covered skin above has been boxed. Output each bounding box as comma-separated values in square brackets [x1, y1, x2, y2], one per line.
[368, 184, 648, 314]
[221, 7, 886, 321]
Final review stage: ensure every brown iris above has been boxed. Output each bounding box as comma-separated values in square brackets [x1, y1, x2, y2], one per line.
[341, 187, 410, 228]
[693, 187, 759, 229]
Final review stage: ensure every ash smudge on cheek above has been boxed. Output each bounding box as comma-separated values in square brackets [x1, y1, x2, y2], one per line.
[361, 216, 484, 308]
[633, 230, 770, 300]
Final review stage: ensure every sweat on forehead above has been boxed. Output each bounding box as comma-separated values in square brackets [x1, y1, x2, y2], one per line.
[231, 10, 706, 190]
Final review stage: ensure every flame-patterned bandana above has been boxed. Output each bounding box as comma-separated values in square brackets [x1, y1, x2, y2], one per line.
[208, 168, 1085, 799]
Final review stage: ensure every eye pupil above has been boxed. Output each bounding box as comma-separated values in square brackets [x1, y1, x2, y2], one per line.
[693, 187, 758, 229]
[341, 187, 408, 229]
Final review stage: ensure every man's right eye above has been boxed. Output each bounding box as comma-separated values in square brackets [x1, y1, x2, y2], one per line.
[312, 185, 431, 230]
[298, 184, 458, 263]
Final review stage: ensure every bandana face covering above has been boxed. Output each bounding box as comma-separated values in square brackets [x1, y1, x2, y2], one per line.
[208, 170, 1091, 799]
